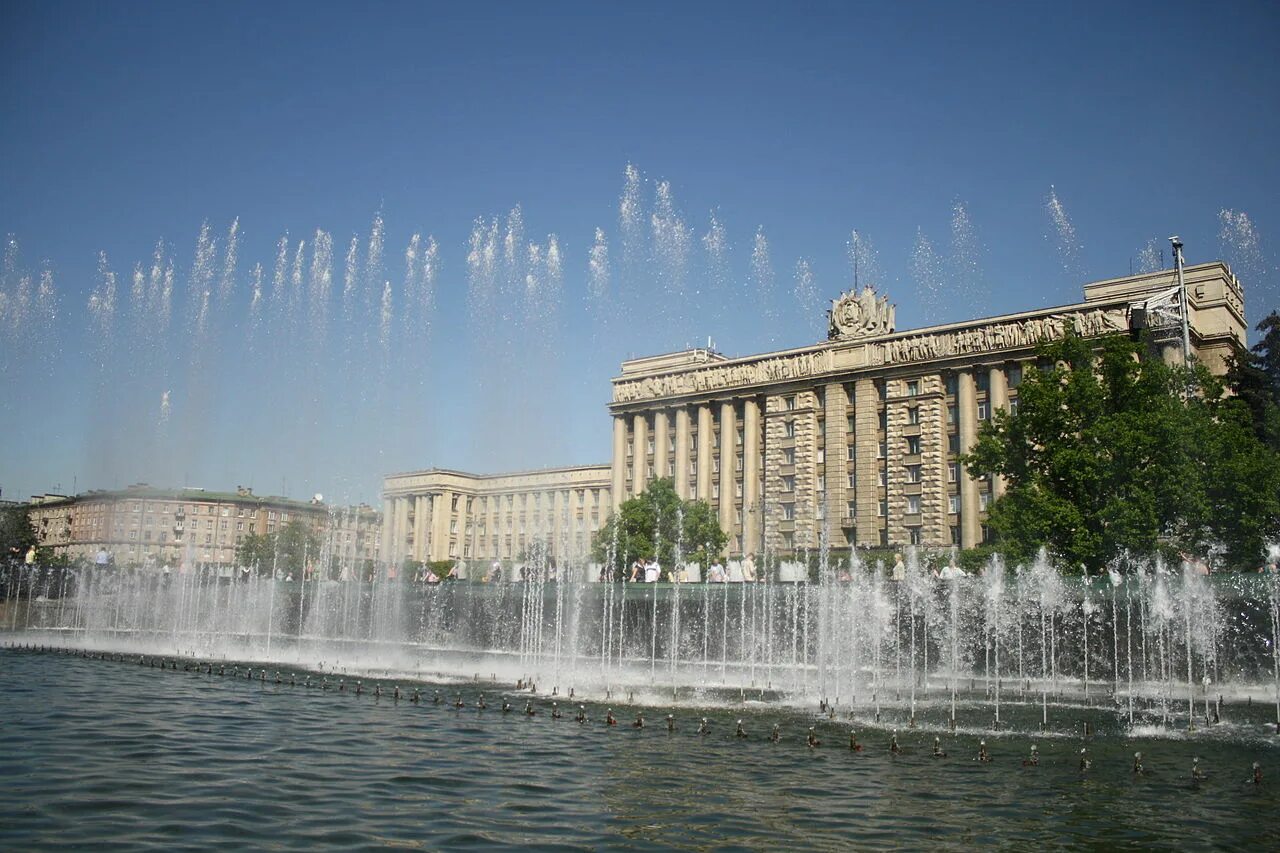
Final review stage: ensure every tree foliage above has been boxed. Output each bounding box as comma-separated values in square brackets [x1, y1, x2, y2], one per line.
[962, 329, 1280, 572]
[235, 519, 320, 577]
[1226, 310, 1280, 452]
[0, 506, 38, 565]
[590, 478, 726, 577]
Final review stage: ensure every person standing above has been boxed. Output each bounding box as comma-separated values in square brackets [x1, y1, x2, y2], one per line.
[891, 553, 906, 582]
[708, 559, 726, 583]
[742, 552, 757, 583]
[644, 558, 661, 583]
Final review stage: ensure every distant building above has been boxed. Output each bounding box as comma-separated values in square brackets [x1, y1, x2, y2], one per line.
[384, 262, 1246, 563]
[28, 484, 381, 571]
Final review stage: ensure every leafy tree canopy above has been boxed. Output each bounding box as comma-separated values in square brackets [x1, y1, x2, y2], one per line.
[962, 329, 1280, 572]
[590, 478, 727, 577]
[235, 519, 320, 577]
[1, 506, 38, 564]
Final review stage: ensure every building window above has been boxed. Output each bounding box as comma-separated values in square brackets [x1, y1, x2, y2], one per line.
[949, 434, 960, 454]
[951, 526, 960, 545]
[879, 471, 887, 487]
[1009, 397, 1019, 415]
[907, 406, 920, 425]
[736, 509, 744, 524]
[736, 482, 744, 498]
[847, 415, 856, 432]
[906, 380, 919, 397]
[847, 446, 856, 462]
[877, 442, 886, 459]
[908, 526, 922, 545]
[878, 411, 887, 431]
[847, 474, 856, 489]
[976, 372, 990, 393]
[781, 503, 795, 520]
[906, 495, 921, 514]
[949, 495, 960, 514]
[712, 483, 720, 499]
[1008, 365, 1023, 388]
[947, 405, 957, 425]
[783, 448, 795, 465]
[906, 465, 922, 484]
[980, 492, 991, 511]
[906, 436, 921, 455]
[782, 476, 795, 492]
[846, 500, 856, 516]
[878, 500, 887, 517]
[816, 448, 825, 464]
[736, 428, 744, 446]
[977, 402, 989, 421]
[713, 458, 720, 474]
[948, 463, 959, 483]
[785, 420, 796, 438]
[785, 395, 797, 411]
[782, 532, 794, 550]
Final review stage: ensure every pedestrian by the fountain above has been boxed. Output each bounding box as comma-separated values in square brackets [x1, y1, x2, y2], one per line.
[891, 554, 906, 582]
[742, 553, 758, 583]
[708, 560, 726, 583]
[644, 559, 661, 584]
[487, 561, 502, 583]
[629, 559, 643, 583]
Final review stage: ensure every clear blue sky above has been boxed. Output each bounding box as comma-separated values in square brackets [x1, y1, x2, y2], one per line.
[1, 0, 1277, 505]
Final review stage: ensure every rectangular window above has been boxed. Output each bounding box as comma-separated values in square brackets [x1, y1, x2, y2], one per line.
[949, 434, 960, 454]
[782, 532, 794, 550]
[878, 500, 887, 517]
[980, 492, 991, 511]
[908, 526, 922, 545]
[783, 448, 795, 465]
[976, 372, 990, 393]
[785, 420, 796, 438]
[847, 474, 856, 489]
[949, 495, 960, 514]
[816, 448, 825, 464]
[1008, 365, 1023, 388]
[785, 395, 796, 411]
[846, 500, 856, 516]
[735, 482, 744, 498]
[906, 436, 921, 455]
[1009, 397, 1019, 415]
[907, 406, 920, 425]
[906, 380, 919, 397]
[712, 483, 720, 499]
[947, 405, 957, 425]
[977, 402, 989, 421]
[880, 470, 887, 487]
[946, 374, 958, 396]
[906, 495, 921, 514]
[948, 463, 959, 482]
[877, 442, 886, 459]
[782, 503, 795, 520]
[782, 475, 795, 492]
[906, 464, 922, 484]
[951, 526, 960, 545]
[847, 446, 856, 461]
[878, 411, 888, 431]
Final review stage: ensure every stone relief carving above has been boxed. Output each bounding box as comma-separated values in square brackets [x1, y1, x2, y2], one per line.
[829, 285, 896, 340]
[613, 306, 1129, 402]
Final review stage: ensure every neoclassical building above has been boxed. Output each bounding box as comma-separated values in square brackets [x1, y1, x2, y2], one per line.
[385, 262, 1245, 565]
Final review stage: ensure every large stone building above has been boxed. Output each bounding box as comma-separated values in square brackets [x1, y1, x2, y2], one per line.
[385, 262, 1246, 564]
[29, 484, 382, 572]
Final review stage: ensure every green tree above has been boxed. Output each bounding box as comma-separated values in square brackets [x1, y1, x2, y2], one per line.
[1226, 310, 1280, 451]
[963, 329, 1280, 572]
[0, 506, 38, 565]
[591, 478, 727, 578]
[235, 519, 320, 577]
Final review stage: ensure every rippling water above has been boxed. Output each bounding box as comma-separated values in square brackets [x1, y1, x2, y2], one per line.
[1, 648, 1277, 850]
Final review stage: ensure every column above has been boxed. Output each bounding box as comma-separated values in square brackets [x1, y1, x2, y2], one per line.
[696, 405, 713, 502]
[988, 365, 1009, 500]
[674, 407, 691, 499]
[611, 415, 627, 509]
[632, 414, 649, 495]
[853, 379, 880, 546]
[394, 497, 410, 571]
[431, 492, 451, 562]
[413, 494, 429, 562]
[742, 397, 762, 558]
[718, 401, 736, 548]
[823, 382, 848, 539]
[958, 369, 981, 548]
[653, 409, 669, 484]
[380, 496, 394, 571]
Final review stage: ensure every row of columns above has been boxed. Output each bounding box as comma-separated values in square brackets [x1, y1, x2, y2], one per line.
[611, 397, 764, 555]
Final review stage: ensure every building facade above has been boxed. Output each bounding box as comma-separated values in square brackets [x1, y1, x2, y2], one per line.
[29, 484, 382, 571]
[387, 262, 1246, 562]
[381, 465, 611, 567]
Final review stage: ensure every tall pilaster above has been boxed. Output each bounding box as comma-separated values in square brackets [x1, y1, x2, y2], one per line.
[674, 407, 691, 498]
[853, 379, 880, 546]
[743, 397, 762, 557]
[431, 492, 451, 562]
[394, 497, 411, 570]
[988, 365, 1009, 500]
[823, 382, 848, 542]
[413, 495, 429, 562]
[380, 497, 394, 570]
[718, 401, 736, 548]
[696, 405, 713, 502]
[632, 414, 649, 495]
[958, 370, 982, 548]
[611, 415, 627, 510]
[653, 410, 669, 483]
